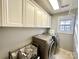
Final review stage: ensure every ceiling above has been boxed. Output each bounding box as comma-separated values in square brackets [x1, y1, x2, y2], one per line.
[34, 0, 78, 15]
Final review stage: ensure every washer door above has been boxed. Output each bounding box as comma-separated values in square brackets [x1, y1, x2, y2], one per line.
[48, 41, 54, 59]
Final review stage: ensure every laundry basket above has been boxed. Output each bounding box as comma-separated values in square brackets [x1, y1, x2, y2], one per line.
[9, 44, 38, 59]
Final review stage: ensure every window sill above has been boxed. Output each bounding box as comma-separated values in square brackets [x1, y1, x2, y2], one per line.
[57, 31, 73, 34]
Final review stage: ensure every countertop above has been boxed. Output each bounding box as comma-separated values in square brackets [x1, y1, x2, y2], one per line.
[32, 34, 52, 43]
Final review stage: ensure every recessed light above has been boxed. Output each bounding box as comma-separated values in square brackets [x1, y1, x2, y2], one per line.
[49, 0, 59, 10]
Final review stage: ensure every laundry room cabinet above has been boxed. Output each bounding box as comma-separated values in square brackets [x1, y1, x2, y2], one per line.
[35, 5, 51, 28]
[35, 9, 48, 27]
[0, 0, 51, 27]
[41, 11, 48, 27]
[35, 7, 43, 27]
[41, 11, 51, 27]
[0, 0, 23, 27]
[23, 0, 35, 27]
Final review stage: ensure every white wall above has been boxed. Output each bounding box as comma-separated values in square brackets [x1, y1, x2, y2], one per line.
[0, 27, 46, 59]
[73, 12, 78, 59]
[0, 0, 2, 26]
[51, 10, 76, 51]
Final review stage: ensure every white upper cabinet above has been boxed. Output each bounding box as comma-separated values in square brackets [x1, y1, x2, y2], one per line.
[23, 0, 35, 27]
[0, 0, 1, 26]
[47, 14, 51, 27]
[41, 11, 48, 27]
[0, 0, 51, 27]
[41, 11, 51, 27]
[35, 5, 51, 28]
[35, 7, 42, 27]
[2, 0, 23, 26]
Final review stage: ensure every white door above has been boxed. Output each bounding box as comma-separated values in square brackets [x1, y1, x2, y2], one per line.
[41, 11, 47, 27]
[2, 0, 23, 26]
[47, 14, 51, 27]
[73, 14, 78, 59]
[35, 7, 42, 27]
[41, 11, 51, 27]
[23, 1, 35, 27]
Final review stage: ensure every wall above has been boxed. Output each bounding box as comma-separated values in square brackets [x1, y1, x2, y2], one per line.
[73, 12, 78, 59]
[0, 0, 2, 26]
[51, 10, 76, 51]
[0, 27, 46, 59]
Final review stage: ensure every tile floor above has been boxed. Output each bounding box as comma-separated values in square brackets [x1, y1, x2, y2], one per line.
[52, 48, 73, 59]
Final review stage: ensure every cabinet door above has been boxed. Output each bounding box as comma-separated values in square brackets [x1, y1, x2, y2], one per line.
[47, 14, 51, 27]
[41, 11, 48, 27]
[35, 7, 42, 27]
[2, 0, 22, 26]
[0, 0, 1, 26]
[41, 11, 51, 27]
[23, 1, 35, 27]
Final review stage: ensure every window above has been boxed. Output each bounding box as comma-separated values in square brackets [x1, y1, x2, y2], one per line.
[58, 16, 74, 34]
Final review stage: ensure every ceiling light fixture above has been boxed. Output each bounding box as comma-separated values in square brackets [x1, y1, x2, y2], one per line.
[49, 0, 59, 10]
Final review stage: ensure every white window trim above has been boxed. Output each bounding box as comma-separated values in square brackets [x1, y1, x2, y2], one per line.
[57, 15, 75, 34]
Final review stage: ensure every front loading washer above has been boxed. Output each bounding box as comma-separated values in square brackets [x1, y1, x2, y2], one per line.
[32, 34, 58, 59]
